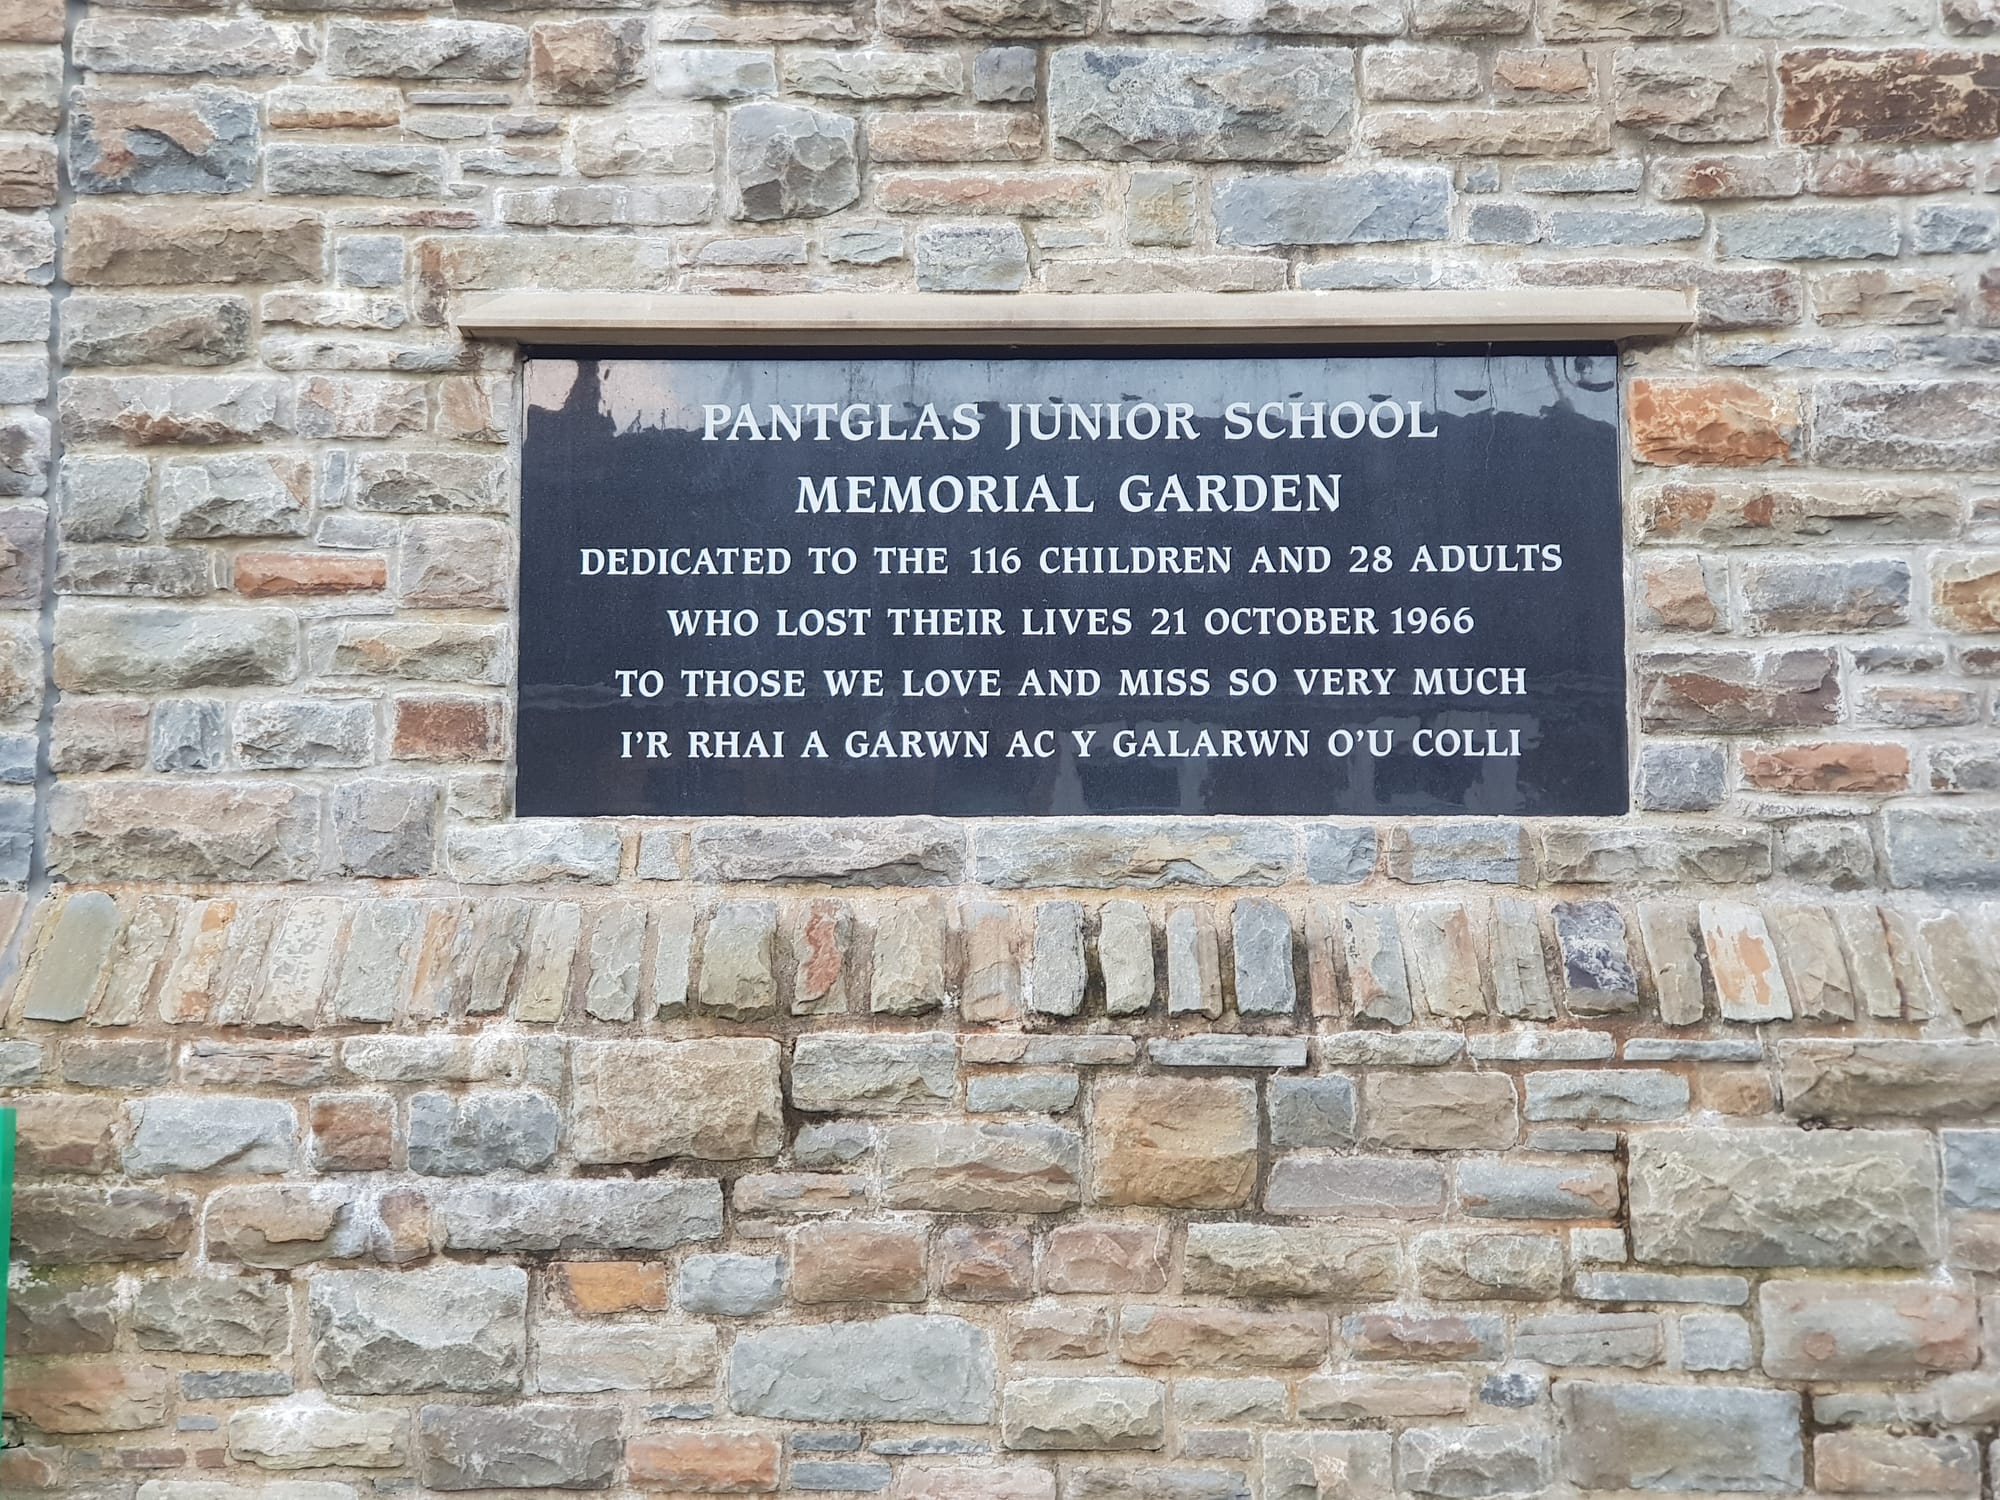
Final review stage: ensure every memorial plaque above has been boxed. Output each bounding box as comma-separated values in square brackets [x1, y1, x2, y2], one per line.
[518, 349, 1627, 817]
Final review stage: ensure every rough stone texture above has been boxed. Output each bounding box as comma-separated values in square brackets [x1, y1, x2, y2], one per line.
[1558, 1382, 1803, 1493]
[309, 1265, 528, 1394]
[570, 1038, 783, 1162]
[1050, 48, 1355, 161]
[729, 1316, 996, 1423]
[1630, 1127, 1941, 1267]
[9, 0, 2000, 1490]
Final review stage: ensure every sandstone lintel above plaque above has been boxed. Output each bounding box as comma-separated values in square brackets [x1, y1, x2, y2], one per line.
[455, 289, 1695, 347]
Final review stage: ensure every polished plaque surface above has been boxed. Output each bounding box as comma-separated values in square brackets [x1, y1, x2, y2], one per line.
[518, 349, 1627, 817]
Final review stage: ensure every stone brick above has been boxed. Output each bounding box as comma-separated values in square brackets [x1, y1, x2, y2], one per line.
[571, 1038, 782, 1162]
[1399, 1427, 1552, 1497]
[327, 19, 525, 79]
[729, 1316, 995, 1423]
[1412, 1229, 1564, 1300]
[52, 780, 319, 882]
[1091, 1079, 1257, 1208]
[1779, 1039, 2000, 1121]
[1783, 49, 2000, 146]
[62, 374, 291, 447]
[530, 18, 644, 103]
[1265, 1154, 1446, 1216]
[62, 295, 251, 370]
[1363, 1071, 1516, 1151]
[915, 223, 1029, 292]
[1630, 1127, 1940, 1267]
[1718, 205, 1901, 261]
[1185, 1223, 1400, 1298]
[1457, 1158, 1620, 1219]
[885, 1121, 1083, 1212]
[1268, 1075, 1357, 1150]
[1558, 1382, 1801, 1493]
[1814, 1433, 1981, 1496]
[417, 1403, 620, 1491]
[14, 1184, 191, 1265]
[1614, 47, 1771, 143]
[1638, 648, 1839, 732]
[1043, 1224, 1169, 1293]
[311, 1265, 527, 1394]
[554, 1261, 668, 1318]
[1050, 47, 1353, 162]
[1002, 1377, 1165, 1450]
[1760, 1279, 1977, 1379]
[628, 1432, 783, 1493]
[227, 1397, 406, 1470]
[792, 1032, 957, 1113]
[132, 1276, 287, 1357]
[1525, 1069, 1687, 1123]
[1542, 0, 1719, 36]
[5, 1361, 171, 1433]
[67, 205, 324, 288]
[1630, 378, 1799, 466]
[1361, 105, 1609, 155]
[1120, 1304, 1326, 1370]
[937, 1225, 1033, 1301]
[725, 102, 857, 221]
[236, 552, 386, 599]
[1742, 741, 1908, 793]
[1215, 167, 1449, 247]
[1819, 380, 2000, 470]
[792, 1221, 928, 1303]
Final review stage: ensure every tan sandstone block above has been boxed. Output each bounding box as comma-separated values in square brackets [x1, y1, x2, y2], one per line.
[1090, 1078, 1258, 1208]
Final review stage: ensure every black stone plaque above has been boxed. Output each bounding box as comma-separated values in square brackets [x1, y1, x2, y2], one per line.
[518, 348, 1627, 817]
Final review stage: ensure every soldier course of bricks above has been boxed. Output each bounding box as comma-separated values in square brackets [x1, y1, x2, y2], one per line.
[4, 0, 2000, 1497]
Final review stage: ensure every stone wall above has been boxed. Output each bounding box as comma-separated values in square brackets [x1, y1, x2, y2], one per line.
[5, 0, 2000, 1496]
[3, 881, 2000, 1500]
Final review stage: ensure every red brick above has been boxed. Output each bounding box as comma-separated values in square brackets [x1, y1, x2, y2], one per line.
[235, 552, 387, 598]
[627, 1432, 781, 1492]
[1782, 49, 2000, 146]
[391, 694, 506, 761]
[1741, 742, 1909, 793]
[1631, 378, 1799, 467]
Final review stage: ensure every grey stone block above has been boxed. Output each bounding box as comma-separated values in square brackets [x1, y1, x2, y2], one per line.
[417, 1403, 620, 1490]
[126, 1097, 296, 1177]
[916, 223, 1029, 291]
[1557, 1381, 1803, 1493]
[725, 102, 858, 222]
[408, 1090, 559, 1176]
[729, 1316, 996, 1423]
[1215, 167, 1449, 246]
[1051, 47, 1355, 161]
[679, 1253, 785, 1316]
[1629, 1127, 1939, 1267]
[311, 1266, 528, 1395]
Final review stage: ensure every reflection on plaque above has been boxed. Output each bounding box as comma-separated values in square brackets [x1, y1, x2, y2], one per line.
[517, 349, 1627, 817]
